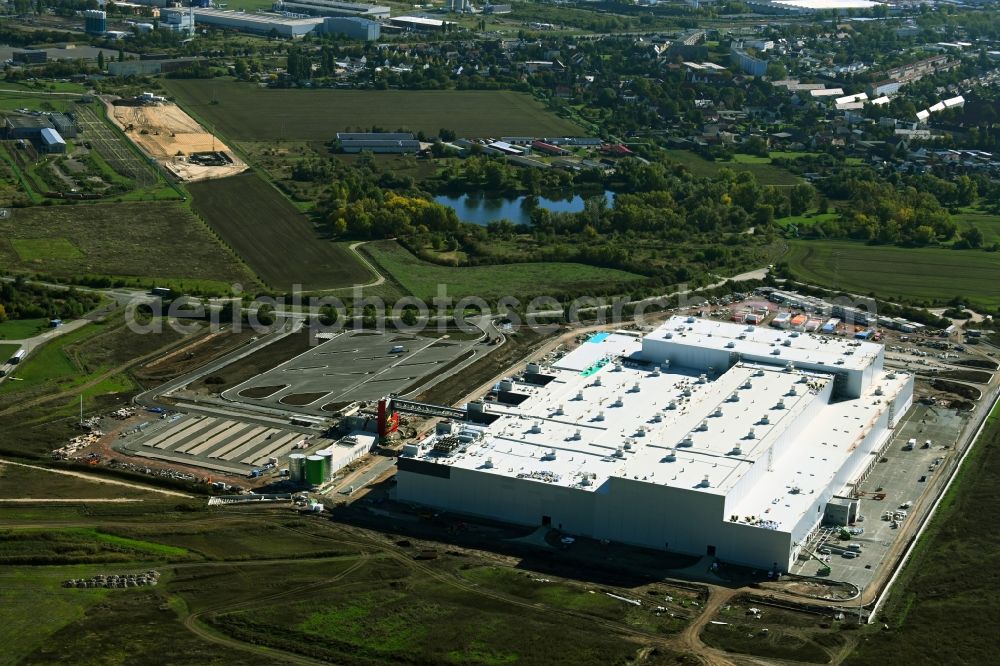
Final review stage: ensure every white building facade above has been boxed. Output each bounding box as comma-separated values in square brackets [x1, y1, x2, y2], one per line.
[396, 317, 913, 570]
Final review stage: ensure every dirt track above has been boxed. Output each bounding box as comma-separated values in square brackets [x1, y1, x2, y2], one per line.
[108, 101, 246, 182]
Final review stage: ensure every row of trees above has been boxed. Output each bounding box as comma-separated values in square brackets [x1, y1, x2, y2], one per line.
[0, 278, 101, 321]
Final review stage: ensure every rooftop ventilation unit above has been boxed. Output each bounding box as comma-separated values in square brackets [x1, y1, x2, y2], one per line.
[652, 413, 663, 423]
[613, 363, 622, 372]
[650, 367, 661, 377]
[772, 348, 781, 355]
[697, 420, 708, 431]
[697, 374, 708, 384]
[686, 316, 696, 323]
[712, 407, 723, 417]
[594, 376, 603, 387]
[614, 446, 625, 458]
[727, 392, 740, 402]
[787, 386, 798, 397]
[499, 379, 514, 392]
[612, 396, 624, 408]
[746, 428, 756, 439]
[726, 341, 736, 348]
[667, 400, 678, 410]
[554, 404, 564, 416]
[576, 390, 584, 400]
[759, 414, 770, 425]
[542, 449, 557, 461]
[785, 362, 795, 372]
[631, 382, 641, 393]
[730, 445, 742, 456]
[661, 360, 671, 370]
[663, 449, 677, 462]
[682, 388, 692, 397]
[790, 486, 801, 494]
[623, 439, 633, 450]
[699, 475, 711, 488]
[635, 427, 646, 437]
[595, 410, 605, 421]
[775, 399, 786, 410]
[741, 380, 752, 390]
[875, 386, 884, 396]
[754, 369, 765, 377]
[580, 474, 592, 486]
[679, 435, 694, 447]
[483, 458, 494, 468]
[782, 339, 792, 347]
[526, 362, 541, 374]
[665, 332, 673, 339]
[530, 422, 542, 434]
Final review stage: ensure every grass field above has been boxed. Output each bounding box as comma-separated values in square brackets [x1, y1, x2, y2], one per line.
[0, 464, 166, 500]
[0, 203, 256, 294]
[10, 237, 84, 261]
[0, 323, 96, 397]
[663, 149, 801, 186]
[952, 209, 1000, 246]
[0, 318, 187, 416]
[0, 318, 48, 340]
[363, 240, 646, 301]
[0, 344, 18, 364]
[784, 240, 1000, 309]
[845, 403, 1000, 665]
[186, 173, 375, 292]
[0, 566, 110, 664]
[162, 79, 582, 141]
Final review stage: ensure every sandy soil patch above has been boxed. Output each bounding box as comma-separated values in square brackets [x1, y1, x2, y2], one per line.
[108, 101, 247, 182]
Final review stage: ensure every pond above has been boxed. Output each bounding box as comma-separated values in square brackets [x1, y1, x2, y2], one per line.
[434, 191, 615, 226]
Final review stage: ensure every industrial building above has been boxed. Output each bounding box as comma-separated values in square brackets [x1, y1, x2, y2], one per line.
[13, 50, 47, 64]
[272, 0, 390, 18]
[336, 132, 420, 153]
[191, 8, 324, 38]
[396, 317, 914, 570]
[40, 128, 66, 154]
[322, 16, 380, 40]
[161, 8, 196, 36]
[745, 0, 884, 13]
[49, 113, 78, 139]
[84, 9, 107, 35]
[387, 16, 449, 32]
[3, 114, 53, 140]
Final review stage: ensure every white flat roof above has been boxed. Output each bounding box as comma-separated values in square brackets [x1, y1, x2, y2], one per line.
[192, 8, 324, 25]
[649, 316, 882, 372]
[407, 329, 911, 532]
[773, 0, 883, 7]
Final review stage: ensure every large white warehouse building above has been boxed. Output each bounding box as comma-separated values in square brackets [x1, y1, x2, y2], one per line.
[396, 316, 913, 570]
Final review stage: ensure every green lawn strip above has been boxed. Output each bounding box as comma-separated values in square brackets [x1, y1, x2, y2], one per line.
[785, 240, 1000, 310]
[0, 318, 49, 340]
[363, 239, 645, 301]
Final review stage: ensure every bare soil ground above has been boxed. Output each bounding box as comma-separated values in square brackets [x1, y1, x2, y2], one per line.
[108, 102, 247, 182]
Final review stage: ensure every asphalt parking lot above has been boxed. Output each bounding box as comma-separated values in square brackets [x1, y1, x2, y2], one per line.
[792, 403, 966, 588]
[222, 331, 480, 415]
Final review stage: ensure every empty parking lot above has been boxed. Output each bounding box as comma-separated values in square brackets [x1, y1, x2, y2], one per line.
[222, 331, 482, 415]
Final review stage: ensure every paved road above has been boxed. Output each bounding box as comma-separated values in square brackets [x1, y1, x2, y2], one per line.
[0, 318, 90, 385]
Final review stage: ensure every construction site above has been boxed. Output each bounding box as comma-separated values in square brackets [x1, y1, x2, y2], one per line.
[107, 95, 246, 182]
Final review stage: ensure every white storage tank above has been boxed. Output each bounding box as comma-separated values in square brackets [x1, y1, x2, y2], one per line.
[288, 453, 306, 482]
